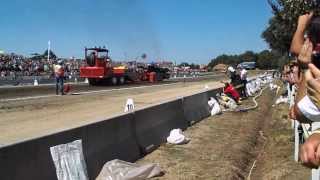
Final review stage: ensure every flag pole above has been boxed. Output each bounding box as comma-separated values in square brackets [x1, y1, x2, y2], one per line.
[48, 40, 51, 62]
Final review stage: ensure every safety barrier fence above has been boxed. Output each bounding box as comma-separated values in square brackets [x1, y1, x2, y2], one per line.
[0, 85, 226, 180]
[0, 76, 263, 180]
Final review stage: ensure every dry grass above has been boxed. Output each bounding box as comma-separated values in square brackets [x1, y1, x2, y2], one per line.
[138, 88, 311, 180]
[139, 90, 275, 180]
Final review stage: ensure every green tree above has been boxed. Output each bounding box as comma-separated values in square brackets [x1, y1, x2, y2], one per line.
[190, 63, 200, 69]
[257, 50, 280, 69]
[178, 62, 190, 67]
[262, 0, 315, 54]
[207, 50, 282, 70]
[239, 51, 257, 62]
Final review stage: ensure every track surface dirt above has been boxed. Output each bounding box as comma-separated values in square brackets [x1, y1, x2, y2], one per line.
[138, 89, 310, 180]
[0, 80, 223, 146]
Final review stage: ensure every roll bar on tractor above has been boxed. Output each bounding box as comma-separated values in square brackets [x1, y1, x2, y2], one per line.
[85, 46, 109, 59]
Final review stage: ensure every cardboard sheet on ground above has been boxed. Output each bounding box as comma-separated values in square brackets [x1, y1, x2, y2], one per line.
[96, 159, 163, 180]
[50, 139, 89, 180]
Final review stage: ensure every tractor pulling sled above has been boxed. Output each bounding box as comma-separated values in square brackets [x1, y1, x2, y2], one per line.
[80, 47, 170, 86]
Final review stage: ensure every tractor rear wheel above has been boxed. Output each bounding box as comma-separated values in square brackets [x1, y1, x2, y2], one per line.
[111, 77, 117, 85]
[119, 76, 125, 85]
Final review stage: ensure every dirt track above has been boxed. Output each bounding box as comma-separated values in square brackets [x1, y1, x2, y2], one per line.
[138, 88, 310, 179]
[0, 80, 223, 146]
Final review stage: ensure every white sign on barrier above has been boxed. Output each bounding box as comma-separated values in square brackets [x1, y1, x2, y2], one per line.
[124, 98, 135, 112]
[33, 79, 39, 86]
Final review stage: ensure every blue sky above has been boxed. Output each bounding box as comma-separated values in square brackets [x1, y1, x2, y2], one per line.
[0, 0, 272, 64]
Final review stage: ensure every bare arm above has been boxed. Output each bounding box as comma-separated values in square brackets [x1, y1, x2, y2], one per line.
[300, 133, 320, 168]
[290, 13, 313, 55]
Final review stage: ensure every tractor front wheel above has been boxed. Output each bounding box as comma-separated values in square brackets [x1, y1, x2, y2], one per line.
[89, 78, 98, 86]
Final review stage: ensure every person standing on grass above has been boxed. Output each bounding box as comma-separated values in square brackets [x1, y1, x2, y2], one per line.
[227, 65, 239, 85]
[240, 67, 248, 97]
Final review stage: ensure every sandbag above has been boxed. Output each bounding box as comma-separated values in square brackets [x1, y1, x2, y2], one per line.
[217, 93, 237, 110]
[96, 159, 163, 180]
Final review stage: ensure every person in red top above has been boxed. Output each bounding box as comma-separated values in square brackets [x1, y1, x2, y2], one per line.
[223, 82, 240, 103]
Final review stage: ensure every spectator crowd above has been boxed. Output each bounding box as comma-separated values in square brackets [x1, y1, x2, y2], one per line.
[0, 53, 82, 78]
[282, 12, 320, 169]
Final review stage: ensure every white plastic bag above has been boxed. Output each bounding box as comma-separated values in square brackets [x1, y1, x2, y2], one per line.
[50, 140, 89, 180]
[167, 129, 190, 145]
[208, 97, 221, 116]
[246, 83, 254, 96]
[96, 159, 163, 180]
[275, 96, 288, 105]
[269, 83, 279, 91]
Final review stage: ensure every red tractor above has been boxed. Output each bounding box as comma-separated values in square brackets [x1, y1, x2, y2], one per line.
[80, 47, 127, 85]
[80, 47, 171, 86]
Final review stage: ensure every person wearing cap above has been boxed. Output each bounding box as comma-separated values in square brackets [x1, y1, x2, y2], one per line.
[227, 66, 237, 83]
[54, 60, 65, 95]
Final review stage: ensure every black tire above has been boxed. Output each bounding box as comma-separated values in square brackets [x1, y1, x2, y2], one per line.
[89, 78, 102, 86]
[156, 73, 163, 81]
[118, 76, 125, 85]
[89, 78, 97, 86]
[111, 77, 117, 85]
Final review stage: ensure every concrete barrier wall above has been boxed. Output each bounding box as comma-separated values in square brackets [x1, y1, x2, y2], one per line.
[134, 99, 188, 154]
[0, 127, 87, 180]
[0, 88, 221, 180]
[0, 113, 142, 180]
[183, 91, 211, 125]
[207, 88, 223, 99]
[85, 113, 140, 178]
